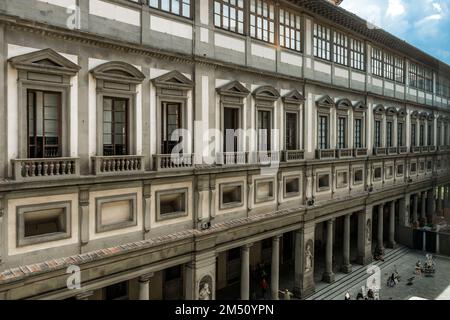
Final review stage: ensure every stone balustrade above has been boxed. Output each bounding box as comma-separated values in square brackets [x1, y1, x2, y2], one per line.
[92, 155, 144, 175]
[12, 157, 80, 181]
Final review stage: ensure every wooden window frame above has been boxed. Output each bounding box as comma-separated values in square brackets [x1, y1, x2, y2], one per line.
[149, 0, 192, 19]
[213, 0, 245, 34]
[313, 23, 331, 61]
[279, 7, 301, 52]
[249, 0, 276, 44]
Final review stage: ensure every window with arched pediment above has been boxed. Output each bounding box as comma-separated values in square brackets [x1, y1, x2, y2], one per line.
[91, 61, 145, 157]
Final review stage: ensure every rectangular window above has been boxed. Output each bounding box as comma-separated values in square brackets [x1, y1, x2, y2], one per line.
[284, 177, 300, 196]
[214, 0, 244, 34]
[318, 115, 328, 149]
[350, 38, 365, 71]
[258, 110, 271, 151]
[27, 90, 61, 158]
[337, 117, 347, 149]
[354, 169, 363, 184]
[149, 0, 191, 18]
[371, 47, 383, 77]
[411, 123, 416, 147]
[161, 102, 182, 154]
[384, 52, 394, 80]
[419, 124, 425, 146]
[157, 189, 188, 220]
[313, 23, 331, 61]
[386, 121, 393, 147]
[354, 118, 363, 149]
[374, 120, 381, 148]
[95, 194, 137, 233]
[409, 63, 418, 88]
[336, 171, 348, 188]
[425, 69, 433, 93]
[437, 124, 442, 146]
[103, 97, 128, 156]
[397, 122, 404, 147]
[374, 167, 382, 180]
[285, 112, 298, 150]
[394, 57, 404, 83]
[279, 8, 301, 51]
[318, 174, 330, 189]
[250, 0, 275, 43]
[17, 202, 71, 247]
[223, 107, 239, 152]
[397, 164, 404, 176]
[417, 65, 425, 90]
[427, 124, 432, 146]
[221, 184, 243, 208]
[333, 31, 348, 66]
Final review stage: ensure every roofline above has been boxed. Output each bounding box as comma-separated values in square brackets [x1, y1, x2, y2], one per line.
[287, 0, 450, 75]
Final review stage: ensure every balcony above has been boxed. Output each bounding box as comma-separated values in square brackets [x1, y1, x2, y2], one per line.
[411, 146, 421, 154]
[353, 148, 368, 157]
[429, 146, 436, 152]
[335, 148, 353, 159]
[255, 151, 280, 164]
[421, 146, 430, 153]
[153, 154, 194, 171]
[282, 150, 305, 162]
[92, 155, 144, 176]
[398, 146, 408, 154]
[373, 148, 387, 156]
[388, 147, 398, 155]
[316, 149, 335, 160]
[12, 157, 80, 181]
[216, 152, 248, 166]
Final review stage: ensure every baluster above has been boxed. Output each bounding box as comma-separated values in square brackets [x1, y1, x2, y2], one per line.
[126, 159, 131, 171]
[30, 164, 36, 177]
[24, 163, 30, 177]
[55, 162, 60, 175]
[37, 163, 42, 176]
[43, 162, 49, 176]
[67, 161, 72, 174]
[61, 162, 67, 175]
[49, 163, 54, 176]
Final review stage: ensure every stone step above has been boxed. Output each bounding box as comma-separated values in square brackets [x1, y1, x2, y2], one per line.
[306, 245, 410, 300]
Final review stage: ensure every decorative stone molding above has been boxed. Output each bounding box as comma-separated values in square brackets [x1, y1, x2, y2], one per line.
[316, 95, 334, 109]
[152, 70, 194, 92]
[282, 89, 305, 105]
[91, 61, 145, 84]
[253, 85, 280, 105]
[216, 80, 250, 99]
[335, 98, 352, 110]
[8, 48, 81, 76]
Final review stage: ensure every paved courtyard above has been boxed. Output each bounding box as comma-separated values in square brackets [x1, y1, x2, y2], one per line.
[306, 247, 450, 300]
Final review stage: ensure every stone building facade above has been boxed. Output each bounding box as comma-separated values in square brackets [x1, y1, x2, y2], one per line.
[0, 0, 449, 300]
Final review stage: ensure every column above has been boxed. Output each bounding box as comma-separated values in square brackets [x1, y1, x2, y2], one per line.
[240, 244, 252, 300]
[75, 291, 94, 300]
[271, 236, 281, 300]
[436, 233, 440, 254]
[421, 191, 427, 222]
[322, 219, 335, 283]
[388, 201, 396, 249]
[412, 194, 418, 223]
[377, 204, 384, 251]
[422, 231, 427, 252]
[342, 214, 352, 273]
[427, 188, 436, 218]
[138, 273, 153, 300]
[437, 186, 443, 215]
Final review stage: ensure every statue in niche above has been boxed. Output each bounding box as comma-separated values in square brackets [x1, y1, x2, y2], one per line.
[198, 276, 212, 300]
[305, 240, 314, 272]
[366, 219, 372, 244]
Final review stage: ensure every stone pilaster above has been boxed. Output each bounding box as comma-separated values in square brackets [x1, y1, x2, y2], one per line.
[388, 201, 396, 248]
[79, 188, 90, 245]
[293, 222, 315, 298]
[143, 182, 152, 235]
[377, 204, 384, 251]
[357, 207, 373, 265]
[185, 251, 217, 300]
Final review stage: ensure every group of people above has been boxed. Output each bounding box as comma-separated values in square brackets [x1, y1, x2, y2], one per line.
[415, 254, 436, 275]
